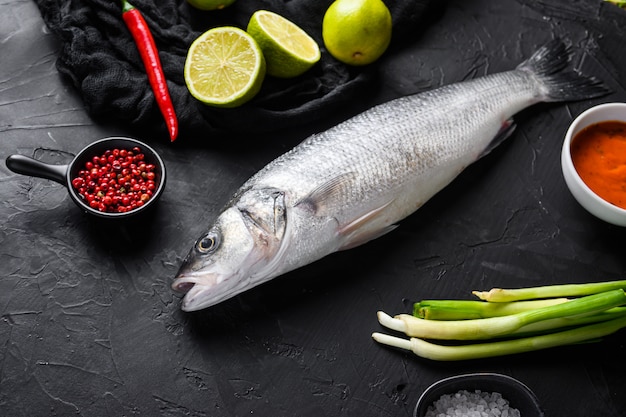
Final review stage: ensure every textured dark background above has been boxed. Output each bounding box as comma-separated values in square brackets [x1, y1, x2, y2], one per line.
[2, 0, 626, 416]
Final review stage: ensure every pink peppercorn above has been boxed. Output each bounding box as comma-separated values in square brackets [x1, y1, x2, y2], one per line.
[71, 147, 157, 213]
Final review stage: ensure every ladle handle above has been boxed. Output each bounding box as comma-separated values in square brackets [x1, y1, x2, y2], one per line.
[5, 154, 69, 185]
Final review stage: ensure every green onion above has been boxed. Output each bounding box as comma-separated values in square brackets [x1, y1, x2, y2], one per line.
[605, 0, 626, 8]
[379, 289, 626, 340]
[472, 279, 626, 302]
[373, 282, 626, 361]
[414, 298, 569, 320]
[372, 314, 626, 361]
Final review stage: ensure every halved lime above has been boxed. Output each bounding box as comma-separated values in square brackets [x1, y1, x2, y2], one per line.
[247, 10, 321, 78]
[184, 27, 266, 108]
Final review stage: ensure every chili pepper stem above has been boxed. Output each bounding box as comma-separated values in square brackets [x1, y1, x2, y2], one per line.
[122, 0, 134, 12]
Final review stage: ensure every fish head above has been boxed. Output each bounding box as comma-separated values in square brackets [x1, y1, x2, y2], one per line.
[172, 188, 288, 311]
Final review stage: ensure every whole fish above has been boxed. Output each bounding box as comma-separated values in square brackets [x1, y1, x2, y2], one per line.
[172, 40, 607, 311]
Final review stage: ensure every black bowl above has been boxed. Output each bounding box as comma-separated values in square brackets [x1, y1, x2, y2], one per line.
[414, 373, 544, 417]
[6, 137, 166, 220]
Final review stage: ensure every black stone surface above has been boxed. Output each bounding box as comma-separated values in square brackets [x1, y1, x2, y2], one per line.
[2, 0, 626, 416]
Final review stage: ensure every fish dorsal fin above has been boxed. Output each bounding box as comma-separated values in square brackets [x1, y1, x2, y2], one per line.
[479, 118, 517, 159]
[338, 200, 398, 251]
[295, 172, 358, 216]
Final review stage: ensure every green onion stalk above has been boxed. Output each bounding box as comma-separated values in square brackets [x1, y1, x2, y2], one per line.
[472, 280, 626, 302]
[414, 298, 569, 320]
[605, 0, 626, 9]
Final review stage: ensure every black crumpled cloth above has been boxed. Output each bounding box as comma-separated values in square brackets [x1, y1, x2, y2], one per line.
[34, 0, 439, 139]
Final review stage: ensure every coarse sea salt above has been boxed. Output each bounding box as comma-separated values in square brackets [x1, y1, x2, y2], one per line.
[424, 389, 521, 417]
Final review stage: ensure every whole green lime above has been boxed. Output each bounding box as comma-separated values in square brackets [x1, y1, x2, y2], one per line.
[322, 0, 392, 66]
[186, 0, 236, 11]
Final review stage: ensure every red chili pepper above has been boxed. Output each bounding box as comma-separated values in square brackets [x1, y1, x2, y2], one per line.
[121, 0, 178, 141]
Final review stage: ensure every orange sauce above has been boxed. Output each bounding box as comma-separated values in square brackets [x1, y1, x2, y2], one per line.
[571, 120, 626, 210]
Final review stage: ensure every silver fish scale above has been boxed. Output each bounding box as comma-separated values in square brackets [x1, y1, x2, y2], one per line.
[247, 69, 542, 227]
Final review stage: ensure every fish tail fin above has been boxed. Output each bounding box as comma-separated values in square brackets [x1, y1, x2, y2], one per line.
[518, 39, 610, 102]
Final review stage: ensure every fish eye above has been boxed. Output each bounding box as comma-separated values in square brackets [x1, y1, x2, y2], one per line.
[197, 231, 220, 254]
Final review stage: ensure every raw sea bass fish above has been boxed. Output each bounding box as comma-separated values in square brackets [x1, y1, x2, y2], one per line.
[173, 40, 607, 311]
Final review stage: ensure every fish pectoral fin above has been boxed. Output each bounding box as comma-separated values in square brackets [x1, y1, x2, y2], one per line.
[339, 224, 398, 251]
[337, 200, 398, 251]
[479, 118, 517, 159]
[295, 172, 359, 216]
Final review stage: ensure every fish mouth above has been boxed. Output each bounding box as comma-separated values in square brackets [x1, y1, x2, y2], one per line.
[178, 282, 220, 312]
[171, 273, 219, 311]
[171, 271, 250, 311]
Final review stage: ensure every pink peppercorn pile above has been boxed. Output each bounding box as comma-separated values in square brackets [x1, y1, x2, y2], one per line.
[71, 146, 158, 213]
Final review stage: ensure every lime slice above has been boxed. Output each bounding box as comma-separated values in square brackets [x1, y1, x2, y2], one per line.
[186, 0, 236, 11]
[247, 10, 321, 78]
[184, 27, 266, 108]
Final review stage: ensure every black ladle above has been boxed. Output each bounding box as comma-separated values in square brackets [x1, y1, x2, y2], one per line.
[6, 137, 166, 219]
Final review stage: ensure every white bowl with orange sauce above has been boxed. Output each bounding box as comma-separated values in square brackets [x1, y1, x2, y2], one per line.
[561, 102, 626, 226]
